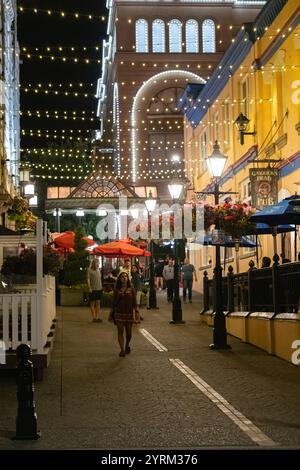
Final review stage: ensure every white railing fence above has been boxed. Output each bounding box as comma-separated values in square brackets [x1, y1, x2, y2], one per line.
[0, 220, 56, 355]
[0, 275, 56, 354]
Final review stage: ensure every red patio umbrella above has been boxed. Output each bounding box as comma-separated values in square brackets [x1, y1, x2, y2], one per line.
[53, 231, 95, 249]
[93, 240, 151, 258]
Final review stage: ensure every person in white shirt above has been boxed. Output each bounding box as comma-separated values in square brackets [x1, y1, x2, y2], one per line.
[86, 258, 103, 322]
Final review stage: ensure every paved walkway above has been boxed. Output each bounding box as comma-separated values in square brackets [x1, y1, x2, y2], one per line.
[1, 291, 300, 450]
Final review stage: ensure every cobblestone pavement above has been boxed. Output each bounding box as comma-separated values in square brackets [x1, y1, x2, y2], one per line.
[1, 291, 300, 450]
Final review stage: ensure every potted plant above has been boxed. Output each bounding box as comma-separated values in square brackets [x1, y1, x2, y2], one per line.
[59, 228, 90, 306]
[1, 245, 61, 284]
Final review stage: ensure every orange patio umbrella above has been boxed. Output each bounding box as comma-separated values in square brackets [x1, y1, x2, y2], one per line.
[93, 240, 151, 258]
[53, 231, 95, 249]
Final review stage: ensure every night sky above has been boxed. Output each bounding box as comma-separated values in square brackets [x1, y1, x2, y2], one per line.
[18, 0, 107, 152]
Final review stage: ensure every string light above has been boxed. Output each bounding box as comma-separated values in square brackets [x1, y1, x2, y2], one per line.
[21, 86, 95, 98]
[21, 46, 101, 52]
[21, 82, 96, 88]
[21, 53, 101, 64]
[18, 6, 106, 22]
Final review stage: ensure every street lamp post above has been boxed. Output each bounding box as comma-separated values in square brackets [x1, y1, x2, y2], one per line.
[206, 141, 231, 349]
[145, 191, 159, 310]
[19, 165, 35, 199]
[168, 180, 185, 324]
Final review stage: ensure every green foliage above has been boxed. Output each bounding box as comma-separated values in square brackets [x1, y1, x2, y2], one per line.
[62, 227, 89, 287]
[1, 246, 61, 279]
[45, 213, 103, 244]
[7, 196, 37, 230]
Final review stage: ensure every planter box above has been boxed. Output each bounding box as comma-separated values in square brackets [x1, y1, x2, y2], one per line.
[60, 288, 87, 306]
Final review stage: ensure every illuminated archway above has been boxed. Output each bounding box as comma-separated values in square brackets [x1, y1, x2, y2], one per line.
[131, 70, 205, 182]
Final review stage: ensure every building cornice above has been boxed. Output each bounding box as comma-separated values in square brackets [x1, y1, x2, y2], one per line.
[183, 0, 289, 127]
[254, 9, 300, 69]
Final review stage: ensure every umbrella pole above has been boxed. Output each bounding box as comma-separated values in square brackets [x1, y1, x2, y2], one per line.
[272, 227, 278, 257]
[295, 226, 297, 261]
[255, 235, 259, 266]
[235, 241, 240, 274]
[273, 234, 277, 257]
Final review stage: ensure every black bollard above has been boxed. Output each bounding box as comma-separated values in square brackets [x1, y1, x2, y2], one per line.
[14, 344, 41, 440]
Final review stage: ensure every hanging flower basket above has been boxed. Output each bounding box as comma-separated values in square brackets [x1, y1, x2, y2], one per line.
[216, 202, 256, 239]
[7, 196, 37, 231]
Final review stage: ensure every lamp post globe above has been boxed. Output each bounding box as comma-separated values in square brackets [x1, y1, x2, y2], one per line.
[206, 142, 231, 350]
[168, 179, 185, 324]
[145, 191, 159, 310]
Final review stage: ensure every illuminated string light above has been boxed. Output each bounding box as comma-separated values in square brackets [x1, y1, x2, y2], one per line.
[21, 46, 101, 52]
[21, 53, 101, 64]
[21, 86, 95, 98]
[18, 6, 106, 22]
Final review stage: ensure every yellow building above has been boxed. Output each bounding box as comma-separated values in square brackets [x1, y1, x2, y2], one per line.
[182, 0, 300, 291]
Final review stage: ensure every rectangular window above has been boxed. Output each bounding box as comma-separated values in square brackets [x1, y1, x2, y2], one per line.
[47, 187, 59, 199]
[199, 131, 207, 174]
[221, 246, 233, 264]
[240, 77, 249, 117]
[239, 178, 255, 256]
[214, 112, 220, 143]
[224, 101, 230, 147]
[201, 246, 210, 268]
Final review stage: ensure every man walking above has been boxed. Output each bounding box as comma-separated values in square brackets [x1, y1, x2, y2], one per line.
[181, 258, 197, 303]
[163, 259, 174, 302]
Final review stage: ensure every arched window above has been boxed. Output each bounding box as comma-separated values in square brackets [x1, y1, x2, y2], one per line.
[186, 19, 199, 53]
[152, 19, 165, 53]
[202, 19, 216, 53]
[169, 19, 182, 53]
[135, 19, 149, 53]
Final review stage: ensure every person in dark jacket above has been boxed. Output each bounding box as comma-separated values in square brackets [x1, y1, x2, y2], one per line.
[131, 264, 143, 322]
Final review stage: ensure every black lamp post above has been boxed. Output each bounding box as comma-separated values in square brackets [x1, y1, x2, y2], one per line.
[206, 141, 231, 349]
[234, 112, 256, 145]
[168, 180, 185, 324]
[145, 191, 159, 310]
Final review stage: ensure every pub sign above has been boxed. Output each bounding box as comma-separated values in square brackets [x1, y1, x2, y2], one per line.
[249, 168, 278, 209]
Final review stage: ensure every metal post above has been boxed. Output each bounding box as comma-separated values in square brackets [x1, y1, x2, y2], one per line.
[56, 208, 60, 233]
[170, 238, 185, 324]
[201, 270, 209, 314]
[272, 254, 280, 316]
[227, 265, 234, 313]
[210, 182, 231, 349]
[14, 345, 41, 440]
[147, 239, 158, 309]
[248, 260, 255, 313]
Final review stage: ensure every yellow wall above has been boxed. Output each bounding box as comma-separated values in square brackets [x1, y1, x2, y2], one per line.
[184, 0, 300, 289]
